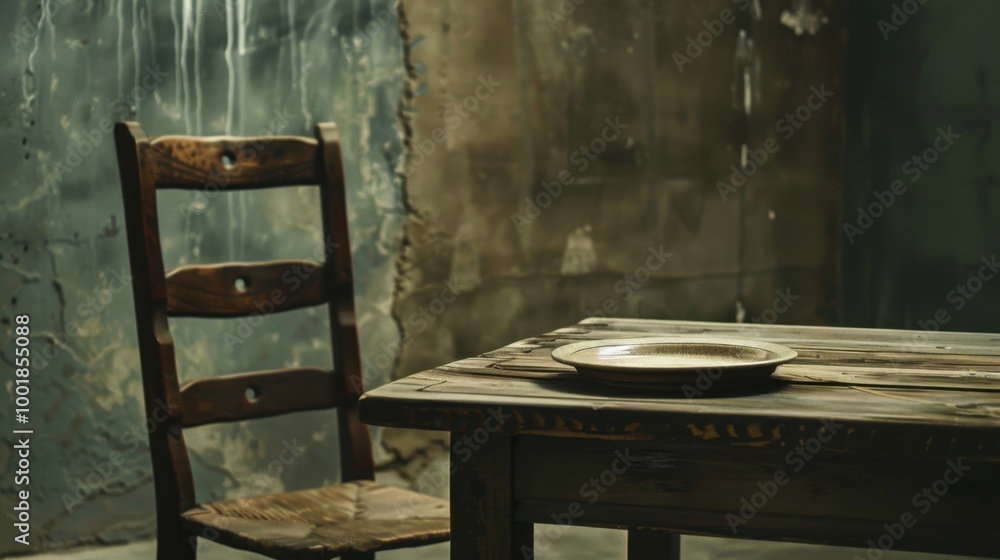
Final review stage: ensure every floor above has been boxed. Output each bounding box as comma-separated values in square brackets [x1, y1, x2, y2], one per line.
[26, 530, 981, 559]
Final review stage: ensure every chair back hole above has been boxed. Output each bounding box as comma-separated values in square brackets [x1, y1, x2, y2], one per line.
[245, 385, 260, 403]
[234, 276, 249, 292]
[220, 151, 237, 169]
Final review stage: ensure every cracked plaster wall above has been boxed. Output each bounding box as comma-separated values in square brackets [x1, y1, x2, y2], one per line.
[0, 0, 407, 554]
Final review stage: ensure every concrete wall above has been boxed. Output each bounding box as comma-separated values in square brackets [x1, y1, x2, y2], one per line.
[0, 0, 407, 553]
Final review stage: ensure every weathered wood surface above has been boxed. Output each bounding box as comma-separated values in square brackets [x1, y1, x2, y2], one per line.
[179, 368, 343, 428]
[512, 437, 998, 558]
[181, 480, 449, 559]
[450, 434, 533, 560]
[166, 260, 327, 318]
[361, 318, 1000, 455]
[149, 135, 320, 190]
[363, 317, 1000, 558]
[316, 122, 374, 484]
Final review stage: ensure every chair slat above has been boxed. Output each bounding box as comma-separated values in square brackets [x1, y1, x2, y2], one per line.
[166, 260, 326, 318]
[148, 135, 320, 190]
[180, 367, 343, 428]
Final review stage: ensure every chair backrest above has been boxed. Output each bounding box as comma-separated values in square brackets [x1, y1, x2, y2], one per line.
[113, 122, 374, 530]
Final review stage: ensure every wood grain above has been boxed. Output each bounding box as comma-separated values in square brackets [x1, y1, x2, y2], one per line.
[166, 260, 327, 318]
[512, 437, 999, 557]
[361, 318, 1000, 449]
[317, 122, 375, 483]
[179, 368, 343, 428]
[115, 121, 198, 560]
[450, 434, 533, 560]
[148, 135, 320, 190]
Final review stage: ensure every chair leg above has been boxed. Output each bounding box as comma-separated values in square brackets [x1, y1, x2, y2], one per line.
[157, 525, 196, 560]
[628, 527, 680, 560]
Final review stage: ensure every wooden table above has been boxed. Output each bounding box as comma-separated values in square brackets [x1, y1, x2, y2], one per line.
[358, 318, 1000, 559]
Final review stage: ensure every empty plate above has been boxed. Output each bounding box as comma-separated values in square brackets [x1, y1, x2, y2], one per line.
[551, 337, 797, 391]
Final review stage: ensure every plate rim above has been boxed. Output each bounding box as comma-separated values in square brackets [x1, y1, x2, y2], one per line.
[550, 336, 798, 373]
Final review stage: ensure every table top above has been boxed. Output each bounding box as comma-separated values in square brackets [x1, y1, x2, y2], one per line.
[359, 318, 1000, 456]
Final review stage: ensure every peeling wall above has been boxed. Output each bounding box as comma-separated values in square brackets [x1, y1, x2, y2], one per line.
[0, 0, 406, 554]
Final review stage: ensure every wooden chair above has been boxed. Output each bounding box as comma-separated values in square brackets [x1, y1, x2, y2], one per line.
[114, 122, 449, 560]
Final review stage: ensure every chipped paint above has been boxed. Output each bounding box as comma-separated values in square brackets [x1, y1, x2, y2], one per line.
[560, 224, 597, 275]
[771, 425, 782, 440]
[688, 423, 722, 440]
[780, 0, 829, 36]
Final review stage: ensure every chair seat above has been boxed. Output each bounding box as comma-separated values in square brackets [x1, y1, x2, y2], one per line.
[180, 480, 450, 559]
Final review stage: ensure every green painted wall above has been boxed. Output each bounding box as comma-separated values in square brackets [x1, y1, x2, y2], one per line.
[0, 0, 406, 553]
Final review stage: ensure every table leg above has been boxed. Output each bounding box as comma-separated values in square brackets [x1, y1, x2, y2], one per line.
[628, 527, 680, 560]
[451, 432, 533, 559]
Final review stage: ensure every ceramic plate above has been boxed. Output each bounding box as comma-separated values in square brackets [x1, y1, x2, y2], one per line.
[551, 337, 797, 390]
